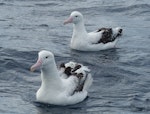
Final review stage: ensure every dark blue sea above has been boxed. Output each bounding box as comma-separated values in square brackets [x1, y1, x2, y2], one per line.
[0, 0, 150, 114]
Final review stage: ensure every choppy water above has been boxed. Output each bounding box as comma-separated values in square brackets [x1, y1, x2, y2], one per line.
[0, 0, 150, 114]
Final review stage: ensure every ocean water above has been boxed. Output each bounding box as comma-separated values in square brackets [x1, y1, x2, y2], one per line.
[0, 0, 150, 114]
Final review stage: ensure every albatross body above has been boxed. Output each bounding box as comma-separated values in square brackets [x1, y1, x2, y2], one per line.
[64, 11, 123, 51]
[30, 50, 93, 105]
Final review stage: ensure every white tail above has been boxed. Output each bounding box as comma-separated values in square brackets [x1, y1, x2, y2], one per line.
[83, 74, 93, 91]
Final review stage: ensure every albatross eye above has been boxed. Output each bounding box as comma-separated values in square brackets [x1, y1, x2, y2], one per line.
[45, 56, 49, 59]
[75, 15, 78, 17]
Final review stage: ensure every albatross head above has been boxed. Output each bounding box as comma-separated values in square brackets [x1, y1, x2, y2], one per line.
[64, 11, 84, 25]
[30, 50, 54, 72]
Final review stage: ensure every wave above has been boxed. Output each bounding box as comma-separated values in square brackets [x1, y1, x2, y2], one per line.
[106, 4, 150, 14]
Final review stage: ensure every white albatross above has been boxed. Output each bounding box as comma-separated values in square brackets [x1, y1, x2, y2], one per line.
[30, 50, 93, 105]
[64, 11, 123, 51]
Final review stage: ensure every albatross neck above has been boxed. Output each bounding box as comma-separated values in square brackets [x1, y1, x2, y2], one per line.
[41, 60, 62, 86]
[73, 21, 87, 35]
